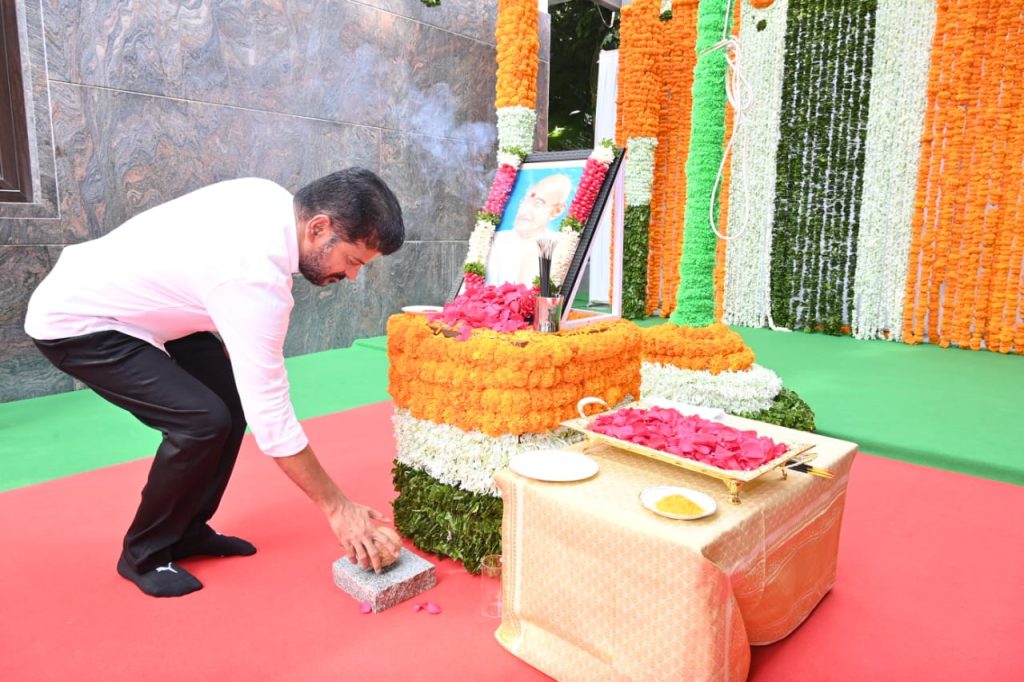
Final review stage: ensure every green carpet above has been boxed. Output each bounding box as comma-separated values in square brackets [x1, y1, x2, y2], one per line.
[2, 323, 1022, 492]
[732, 327, 1024, 485]
[0, 346, 390, 492]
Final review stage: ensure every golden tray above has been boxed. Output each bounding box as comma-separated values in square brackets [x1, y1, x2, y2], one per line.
[562, 399, 815, 504]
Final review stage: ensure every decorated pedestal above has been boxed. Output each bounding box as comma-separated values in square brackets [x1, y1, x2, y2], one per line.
[639, 323, 816, 431]
[387, 314, 641, 571]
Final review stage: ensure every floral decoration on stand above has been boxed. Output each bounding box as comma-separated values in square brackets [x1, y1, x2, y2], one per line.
[388, 313, 642, 571]
[428, 273, 536, 339]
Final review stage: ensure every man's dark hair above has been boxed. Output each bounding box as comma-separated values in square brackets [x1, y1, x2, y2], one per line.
[294, 168, 405, 255]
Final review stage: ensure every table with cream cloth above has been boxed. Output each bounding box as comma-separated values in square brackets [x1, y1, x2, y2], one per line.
[494, 416, 858, 681]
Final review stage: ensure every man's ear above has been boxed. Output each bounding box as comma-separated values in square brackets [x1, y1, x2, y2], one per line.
[306, 214, 332, 242]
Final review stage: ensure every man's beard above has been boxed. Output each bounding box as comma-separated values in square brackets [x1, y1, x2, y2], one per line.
[299, 238, 344, 287]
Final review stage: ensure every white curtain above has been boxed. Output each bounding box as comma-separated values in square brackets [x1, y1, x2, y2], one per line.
[588, 49, 619, 303]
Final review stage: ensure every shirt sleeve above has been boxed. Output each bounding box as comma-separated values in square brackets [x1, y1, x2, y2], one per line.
[203, 278, 309, 457]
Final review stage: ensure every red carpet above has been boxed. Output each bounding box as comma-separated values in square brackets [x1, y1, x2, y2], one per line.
[1, 402, 1022, 681]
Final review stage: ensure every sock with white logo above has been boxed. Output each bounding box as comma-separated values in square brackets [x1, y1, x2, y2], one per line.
[117, 555, 202, 598]
[171, 526, 256, 560]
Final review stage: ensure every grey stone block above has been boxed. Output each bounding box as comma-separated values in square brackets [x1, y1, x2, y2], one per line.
[332, 549, 436, 613]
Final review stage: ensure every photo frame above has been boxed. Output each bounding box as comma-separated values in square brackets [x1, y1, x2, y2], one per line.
[454, 149, 626, 328]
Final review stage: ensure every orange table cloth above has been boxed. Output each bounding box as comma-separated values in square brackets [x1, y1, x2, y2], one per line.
[494, 416, 857, 681]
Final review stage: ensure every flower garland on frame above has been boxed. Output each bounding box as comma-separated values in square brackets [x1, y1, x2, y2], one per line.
[464, 142, 617, 289]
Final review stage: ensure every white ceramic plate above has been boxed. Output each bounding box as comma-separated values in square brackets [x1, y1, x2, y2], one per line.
[509, 450, 599, 482]
[401, 305, 443, 315]
[639, 486, 717, 520]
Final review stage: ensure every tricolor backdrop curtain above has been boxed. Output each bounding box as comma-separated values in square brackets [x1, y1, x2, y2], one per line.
[719, 0, 1023, 353]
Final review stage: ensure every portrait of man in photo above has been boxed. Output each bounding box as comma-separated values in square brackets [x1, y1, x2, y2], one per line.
[486, 163, 583, 286]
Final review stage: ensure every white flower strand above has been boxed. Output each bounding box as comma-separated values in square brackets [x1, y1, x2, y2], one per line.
[551, 228, 580, 287]
[464, 218, 497, 268]
[392, 409, 584, 497]
[640, 362, 783, 415]
[496, 106, 537, 153]
[852, 0, 936, 341]
[724, 0, 789, 329]
[625, 137, 658, 207]
[496, 150, 524, 169]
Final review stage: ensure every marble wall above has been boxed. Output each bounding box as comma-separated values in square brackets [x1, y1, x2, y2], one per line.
[0, 1, 550, 402]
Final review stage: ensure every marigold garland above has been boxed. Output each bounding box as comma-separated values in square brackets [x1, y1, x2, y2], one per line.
[617, 0, 664, 141]
[388, 315, 642, 436]
[495, 0, 540, 110]
[645, 4, 697, 317]
[902, 0, 1024, 354]
[641, 322, 754, 374]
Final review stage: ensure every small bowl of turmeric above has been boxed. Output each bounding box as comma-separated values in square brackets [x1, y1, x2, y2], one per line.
[640, 486, 717, 520]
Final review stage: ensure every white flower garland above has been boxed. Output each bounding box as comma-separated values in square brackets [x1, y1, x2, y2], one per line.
[591, 143, 615, 166]
[497, 105, 537, 153]
[723, 0, 788, 328]
[640, 362, 783, 415]
[852, 0, 936, 341]
[550, 227, 580, 287]
[392, 408, 584, 496]
[497, 150, 524, 169]
[464, 217, 497, 269]
[624, 136, 658, 207]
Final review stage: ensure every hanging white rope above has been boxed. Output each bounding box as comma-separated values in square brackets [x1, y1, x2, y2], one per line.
[700, 35, 752, 242]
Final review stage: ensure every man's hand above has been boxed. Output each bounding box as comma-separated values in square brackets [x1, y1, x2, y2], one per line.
[325, 497, 402, 572]
[274, 445, 402, 572]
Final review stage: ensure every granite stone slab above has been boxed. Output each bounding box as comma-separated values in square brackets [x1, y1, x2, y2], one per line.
[332, 548, 436, 612]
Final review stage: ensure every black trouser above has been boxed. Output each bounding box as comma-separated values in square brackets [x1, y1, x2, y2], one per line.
[33, 331, 246, 573]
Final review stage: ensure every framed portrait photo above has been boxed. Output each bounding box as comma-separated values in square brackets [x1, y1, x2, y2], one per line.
[458, 149, 625, 328]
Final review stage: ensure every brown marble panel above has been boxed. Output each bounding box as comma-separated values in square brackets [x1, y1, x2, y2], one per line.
[46, 1, 394, 128]
[379, 11, 497, 145]
[355, 0, 498, 46]
[50, 83, 380, 244]
[379, 131, 491, 242]
[0, 324, 74, 401]
[284, 240, 466, 355]
[0, 0, 60, 230]
[0, 247, 52, 325]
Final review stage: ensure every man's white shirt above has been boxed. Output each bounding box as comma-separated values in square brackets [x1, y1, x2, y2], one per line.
[25, 178, 309, 458]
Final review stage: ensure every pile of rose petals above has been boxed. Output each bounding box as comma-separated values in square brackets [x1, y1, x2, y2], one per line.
[588, 406, 789, 471]
[429, 273, 536, 339]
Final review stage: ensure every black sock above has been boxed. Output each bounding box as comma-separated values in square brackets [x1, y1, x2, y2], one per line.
[117, 556, 202, 598]
[171, 527, 256, 560]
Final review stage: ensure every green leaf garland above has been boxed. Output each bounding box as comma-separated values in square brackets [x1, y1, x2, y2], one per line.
[392, 461, 502, 574]
[623, 205, 651, 319]
[738, 387, 816, 433]
[770, 0, 877, 334]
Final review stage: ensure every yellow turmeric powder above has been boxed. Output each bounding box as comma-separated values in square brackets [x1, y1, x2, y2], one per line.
[655, 494, 704, 516]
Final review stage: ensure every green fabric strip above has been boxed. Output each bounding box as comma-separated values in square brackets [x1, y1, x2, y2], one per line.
[670, 0, 731, 328]
[770, 0, 878, 333]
